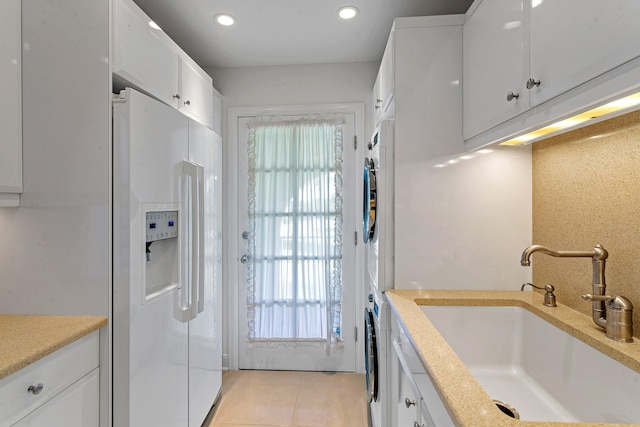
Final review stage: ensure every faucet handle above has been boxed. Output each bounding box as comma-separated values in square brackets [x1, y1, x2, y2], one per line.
[582, 294, 633, 310]
[521, 283, 557, 307]
[582, 294, 633, 342]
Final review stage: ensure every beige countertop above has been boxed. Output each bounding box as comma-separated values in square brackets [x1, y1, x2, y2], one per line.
[385, 289, 640, 427]
[0, 315, 107, 380]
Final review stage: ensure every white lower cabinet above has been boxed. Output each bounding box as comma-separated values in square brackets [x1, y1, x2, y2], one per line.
[394, 355, 421, 427]
[390, 310, 454, 427]
[12, 369, 98, 427]
[0, 332, 99, 427]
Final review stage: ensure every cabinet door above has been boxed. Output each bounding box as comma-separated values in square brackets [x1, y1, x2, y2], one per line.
[179, 56, 214, 129]
[380, 32, 395, 114]
[212, 87, 223, 135]
[397, 364, 420, 427]
[0, 0, 22, 205]
[12, 369, 99, 427]
[113, 0, 180, 108]
[463, 0, 528, 140]
[530, 0, 640, 106]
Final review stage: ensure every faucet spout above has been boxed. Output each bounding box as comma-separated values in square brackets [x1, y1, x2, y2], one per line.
[520, 244, 609, 329]
[520, 244, 607, 266]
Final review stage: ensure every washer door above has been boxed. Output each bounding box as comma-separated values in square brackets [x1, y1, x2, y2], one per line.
[362, 158, 377, 244]
[364, 308, 379, 403]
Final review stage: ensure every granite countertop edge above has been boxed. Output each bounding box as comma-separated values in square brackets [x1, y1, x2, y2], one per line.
[385, 289, 640, 427]
[0, 314, 108, 380]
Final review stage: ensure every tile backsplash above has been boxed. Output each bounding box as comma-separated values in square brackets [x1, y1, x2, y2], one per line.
[532, 109, 640, 338]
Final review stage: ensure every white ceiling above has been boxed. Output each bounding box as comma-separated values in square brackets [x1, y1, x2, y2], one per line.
[131, 0, 474, 69]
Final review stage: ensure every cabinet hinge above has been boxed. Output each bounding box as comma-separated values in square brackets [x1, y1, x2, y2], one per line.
[354, 135, 357, 150]
[355, 326, 358, 342]
[354, 231, 358, 246]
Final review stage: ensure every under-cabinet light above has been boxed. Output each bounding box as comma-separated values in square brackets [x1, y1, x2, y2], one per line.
[500, 91, 640, 146]
[148, 21, 161, 30]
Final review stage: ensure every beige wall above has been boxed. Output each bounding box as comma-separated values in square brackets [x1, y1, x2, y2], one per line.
[532, 110, 640, 338]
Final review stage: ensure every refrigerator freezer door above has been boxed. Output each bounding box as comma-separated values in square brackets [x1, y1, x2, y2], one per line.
[113, 88, 190, 427]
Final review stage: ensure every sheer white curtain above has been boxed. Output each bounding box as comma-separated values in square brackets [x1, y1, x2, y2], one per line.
[245, 115, 344, 354]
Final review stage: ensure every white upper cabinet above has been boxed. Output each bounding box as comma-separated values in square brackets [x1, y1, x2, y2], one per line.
[462, 0, 527, 140]
[373, 32, 395, 126]
[529, 0, 640, 106]
[463, 0, 640, 143]
[211, 87, 223, 136]
[113, 0, 214, 129]
[179, 56, 214, 129]
[113, 0, 180, 109]
[0, 0, 22, 206]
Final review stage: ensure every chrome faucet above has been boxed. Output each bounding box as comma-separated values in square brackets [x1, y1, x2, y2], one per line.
[521, 244, 633, 342]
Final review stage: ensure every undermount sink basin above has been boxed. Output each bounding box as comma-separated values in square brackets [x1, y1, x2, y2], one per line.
[420, 305, 640, 424]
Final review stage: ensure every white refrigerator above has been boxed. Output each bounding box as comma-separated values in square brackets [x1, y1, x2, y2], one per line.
[112, 88, 222, 427]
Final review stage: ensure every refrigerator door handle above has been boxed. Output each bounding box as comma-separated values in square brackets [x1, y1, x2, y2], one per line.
[178, 160, 203, 322]
[195, 163, 205, 315]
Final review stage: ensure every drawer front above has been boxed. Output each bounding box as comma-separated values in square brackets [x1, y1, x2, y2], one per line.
[0, 331, 99, 426]
[12, 368, 99, 427]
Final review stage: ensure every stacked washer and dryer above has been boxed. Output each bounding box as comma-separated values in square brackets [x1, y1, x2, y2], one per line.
[363, 120, 394, 427]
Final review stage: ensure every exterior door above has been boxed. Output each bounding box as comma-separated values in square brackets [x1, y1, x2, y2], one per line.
[236, 113, 358, 371]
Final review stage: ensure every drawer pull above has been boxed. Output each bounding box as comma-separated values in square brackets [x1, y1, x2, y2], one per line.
[27, 383, 44, 395]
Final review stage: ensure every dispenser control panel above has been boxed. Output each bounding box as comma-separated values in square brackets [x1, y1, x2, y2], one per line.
[145, 210, 178, 242]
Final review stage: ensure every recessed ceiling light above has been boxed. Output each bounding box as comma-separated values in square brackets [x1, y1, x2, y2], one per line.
[338, 6, 359, 20]
[215, 13, 235, 26]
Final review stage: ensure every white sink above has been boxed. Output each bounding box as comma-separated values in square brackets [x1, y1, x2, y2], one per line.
[420, 305, 640, 424]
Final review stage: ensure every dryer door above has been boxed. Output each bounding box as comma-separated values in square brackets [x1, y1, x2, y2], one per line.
[362, 158, 377, 244]
[364, 308, 379, 403]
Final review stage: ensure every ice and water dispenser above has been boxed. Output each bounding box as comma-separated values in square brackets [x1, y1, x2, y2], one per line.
[144, 209, 180, 301]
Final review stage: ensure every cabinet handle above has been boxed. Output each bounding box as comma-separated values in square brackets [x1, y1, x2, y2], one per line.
[184, 100, 191, 106]
[414, 422, 424, 427]
[28, 383, 44, 395]
[506, 91, 520, 102]
[526, 77, 541, 89]
[173, 94, 181, 100]
[376, 98, 384, 104]
[405, 397, 416, 408]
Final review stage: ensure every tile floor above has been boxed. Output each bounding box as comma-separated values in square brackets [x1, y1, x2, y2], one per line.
[203, 370, 370, 427]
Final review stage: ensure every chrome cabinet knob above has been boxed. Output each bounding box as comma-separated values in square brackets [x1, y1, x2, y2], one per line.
[405, 397, 416, 408]
[173, 94, 181, 100]
[526, 77, 541, 89]
[28, 383, 44, 395]
[506, 91, 520, 102]
[240, 254, 249, 264]
[183, 100, 191, 106]
[414, 422, 424, 427]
